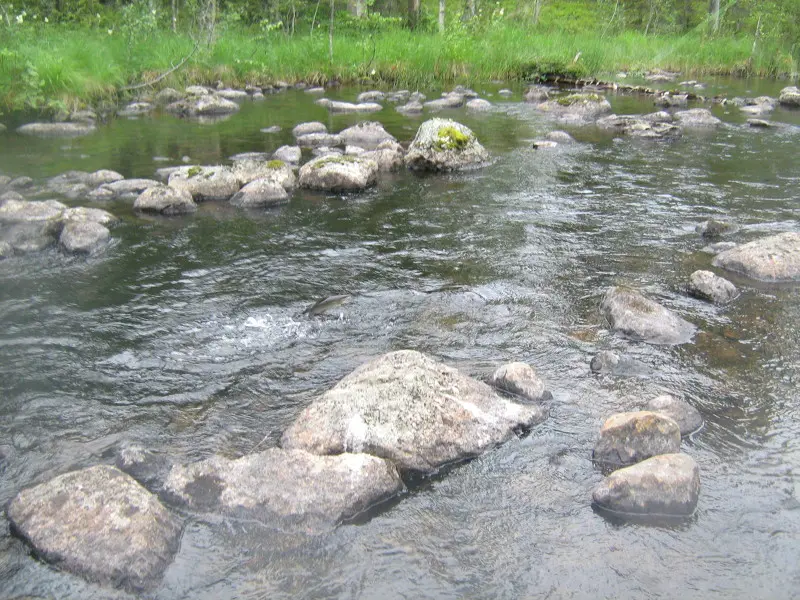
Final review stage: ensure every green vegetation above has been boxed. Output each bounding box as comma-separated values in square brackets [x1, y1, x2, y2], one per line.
[556, 92, 603, 105]
[186, 166, 203, 177]
[0, 0, 798, 112]
[434, 125, 471, 151]
[266, 159, 286, 169]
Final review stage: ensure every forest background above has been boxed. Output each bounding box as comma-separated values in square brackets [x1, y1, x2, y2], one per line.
[1, 0, 798, 111]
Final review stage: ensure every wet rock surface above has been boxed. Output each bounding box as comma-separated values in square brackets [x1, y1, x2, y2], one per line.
[592, 411, 681, 471]
[163, 448, 403, 529]
[490, 362, 547, 403]
[59, 221, 111, 254]
[338, 121, 396, 149]
[592, 453, 700, 517]
[134, 185, 197, 215]
[687, 270, 738, 304]
[17, 122, 96, 137]
[601, 286, 696, 345]
[778, 86, 800, 107]
[282, 350, 545, 474]
[168, 166, 240, 201]
[645, 395, 704, 436]
[404, 118, 489, 172]
[590, 351, 653, 377]
[230, 178, 289, 208]
[7, 465, 181, 592]
[674, 108, 722, 127]
[298, 155, 378, 192]
[712, 232, 800, 282]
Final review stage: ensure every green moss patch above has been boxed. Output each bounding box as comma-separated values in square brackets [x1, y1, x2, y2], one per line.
[556, 93, 604, 106]
[186, 166, 203, 178]
[266, 159, 285, 169]
[434, 126, 471, 152]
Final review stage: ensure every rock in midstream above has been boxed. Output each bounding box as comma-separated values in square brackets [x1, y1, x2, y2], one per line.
[596, 114, 681, 139]
[396, 100, 424, 114]
[17, 122, 96, 137]
[592, 411, 681, 471]
[134, 185, 197, 215]
[298, 155, 378, 192]
[292, 121, 327, 137]
[59, 221, 111, 254]
[711, 232, 800, 282]
[7, 465, 181, 592]
[295, 132, 344, 148]
[168, 166, 241, 201]
[165, 94, 240, 117]
[589, 350, 653, 377]
[536, 93, 612, 121]
[101, 178, 162, 200]
[687, 270, 738, 304]
[779, 86, 800, 107]
[163, 448, 403, 530]
[490, 362, 548, 402]
[338, 122, 396, 149]
[601, 286, 696, 345]
[229, 178, 289, 208]
[233, 159, 296, 189]
[357, 90, 385, 103]
[696, 218, 736, 238]
[281, 350, 546, 474]
[361, 141, 406, 172]
[423, 93, 466, 110]
[273, 145, 302, 164]
[592, 453, 700, 517]
[404, 118, 489, 172]
[316, 99, 383, 114]
[674, 108, 722, 127]
[466, 98, 493, 111]
[118, 102, 154, 117]
[644, 394, 703, 436]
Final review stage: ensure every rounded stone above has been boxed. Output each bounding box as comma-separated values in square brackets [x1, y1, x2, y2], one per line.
[601, 286, 696, 345]
[687, 270, 738, 304]
[59, 221, 111, 254]
[592, 411, 681, 471]
[491, 362, 547, 402]
[645, 394, 703, 436]
[712, 232, 800, 282]
[134, 185, 197, 215]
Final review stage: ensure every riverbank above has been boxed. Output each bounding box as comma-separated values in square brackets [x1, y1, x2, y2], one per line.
[1, 24, 797, 113]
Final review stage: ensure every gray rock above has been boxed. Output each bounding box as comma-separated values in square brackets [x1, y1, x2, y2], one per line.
[0, 175, 10, 188]
[696, 218, 735, 237]
[645, 395, 703, 436]
[0, 199, 66, 227]
[592, 453, 700, 517]
[778, 86, 800, 108]
[273, 145, 302, 164]
[674, 108, 721, 127]
[532, 141, 559, 149]
[545, 130, 575, 143]
[712, 232, 800, 282]
[700, 241, 737, 255]
[118, 102, 154, 117]
[260, 125, 281, 133]
[0, 240, 11, 258]
[298, 155, 378, 192]
[305, 87, 326, 95]
[424, 93, 466, 110]
[17, 122, 96, 137]
[592, 411, 681, 471]
[59, 221, 111, 254]
[165, 94, 240, 117]
[229, 152, 270, 162]
[589, 350, 653, 377]
[687, 270, 738, 304]
[312, 146, 343, 158]
[596, 114, 681, 139]
[7, 465, 180, 592]
[498, 89, 513, 97]
[163, 448, 403, 529]
[338, 121, 396, 149]
[101, 179, 162, 200]
[345, 145, 366, 156]
[216, 88, 248, 101]
[396, 100, 424, 114]
[63, 207, 117, 226]
[292, 121, 327, 137]
[491, 362, 547, 402]
[0, 190, 25, 204]
[642, 111, 673, 123]
[154, 88, 183, 105]
[230, 178, 289, 208]
[747, 118, 774, 128]
[409, 91, 426, 103]
[466, 98, 493, 111]
[405, 118, 489, 172]
[320, 100, 383, 114]
[296, 132, 344, 148]
[281, 350, 545, 474]
[233, 159, 296, 189]
[86, 186, 116, 201]
[653, 93, 688, 108]
[601, 286, 696, 345]
[2, 223, 57, 253]
[361, 141, 405, 172]
[645, 71, 678, 82]
[536, 94, 612, 120]
[524, 86, 550, 103]
[386, 90, 410, 103]
[8, 176, 34, 190]
[134, 185, 197, 215]
[168, 166, 240, 201]
[185, 85, 211, 96]
[357, 91, 385, 102]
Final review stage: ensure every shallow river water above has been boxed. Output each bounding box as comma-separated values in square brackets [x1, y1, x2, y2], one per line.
[1, 79, 800, 599]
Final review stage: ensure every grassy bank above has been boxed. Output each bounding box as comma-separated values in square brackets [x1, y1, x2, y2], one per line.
[1, 24, 797, 113]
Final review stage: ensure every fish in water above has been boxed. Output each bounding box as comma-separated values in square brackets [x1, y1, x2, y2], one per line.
[302, 294, 351, 316]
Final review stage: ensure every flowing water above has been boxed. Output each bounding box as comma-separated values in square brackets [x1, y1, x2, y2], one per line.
[1, 79, 800, 599]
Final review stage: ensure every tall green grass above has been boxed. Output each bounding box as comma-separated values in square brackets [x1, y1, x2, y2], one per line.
[0, 23, 796, 112]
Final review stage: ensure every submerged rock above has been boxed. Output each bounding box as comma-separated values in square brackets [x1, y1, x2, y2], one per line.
[168, 166, 240, 201]
[405, 118, 489, 172]
[230, 178, 289, 208]
[712, 232, 800, 282]
[163, 448, 403, 529]
[700, 241, 737, 255]
[2, 223, 57, 253]
[545, 130, 575, 144]
[596, 114, 681, 139]
[674, 108, 721, 127]
[281, 350, 545, 474]
[292, 121, 327, 137]
[296, 132, 344, 148]
[59, 221, 111, 254]
[645, 394, 703, 436]
[592, 411, 681, 471]
[134, 185, 197, 215]
[338, 122, 396, 149]
[747, 118, 774, 128]
[778, 86, 800, 108]
[298, 155, 378, 192]
[696, 218, 736, 238]
[7, 465, 181, 592]
[592, 453, 700, 517]
[17, 122, 96, 137]
[490, 362, 547, 403]
[396, 100, 424, 115]
[687, 270, 738, 304]
[589, 350, 653, 377]
[601, 286, 696, 345]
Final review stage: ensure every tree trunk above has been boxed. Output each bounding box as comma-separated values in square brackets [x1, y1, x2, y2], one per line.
[439, 0, 446, 33]
[408, 0, 420, 29]
[171, 0, 177, 32]
[533, 0, 543, 24]
[710, 0, 720, 33]
[329, 0, 335, 64]
[467, 0, 476, 19]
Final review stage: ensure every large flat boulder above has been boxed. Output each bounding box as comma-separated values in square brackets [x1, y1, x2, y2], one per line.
[163, 448, 403, 529]
[298, 155, 378, 192]
[536, 93, 611, 120]
[282, 350, 545, 474]
[404, 118, 489, 172]
[601, 286, 696, 345]
[168, 166, 240, 201]
[17, 122, 96, 137]
[59, 221, 111, 254]
[711, 232, 800, 282]
[674, 108, 721, 127]
[593, 411, 681, 471]
[8, 465, 180, 592]
[0, 199, 66, 227]
[592, 453, 700, 517]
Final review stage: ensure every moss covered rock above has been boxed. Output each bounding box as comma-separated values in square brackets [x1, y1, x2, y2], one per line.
[404, 119, 489, 172]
